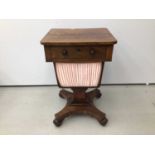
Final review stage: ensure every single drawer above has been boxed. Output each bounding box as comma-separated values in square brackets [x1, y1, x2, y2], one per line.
[44, 46, 113, 62]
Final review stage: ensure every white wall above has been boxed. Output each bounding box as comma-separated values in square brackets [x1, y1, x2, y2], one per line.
[0, 19, 155, 85]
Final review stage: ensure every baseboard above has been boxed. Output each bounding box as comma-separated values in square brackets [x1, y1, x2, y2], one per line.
[0, 83, 148, 87]
[101, 83, 147, 86]
[148, 83, 155, 85]
[0, 84, 57, 87]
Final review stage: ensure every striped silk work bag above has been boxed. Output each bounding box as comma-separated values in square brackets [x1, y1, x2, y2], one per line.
[55, 62, 102, 87]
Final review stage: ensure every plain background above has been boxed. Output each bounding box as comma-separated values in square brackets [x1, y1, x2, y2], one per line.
[0, 19, 155, 85]
[0, 0, 155, 155]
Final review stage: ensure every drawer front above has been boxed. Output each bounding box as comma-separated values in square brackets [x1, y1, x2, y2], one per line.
[44, 46, 112, 62]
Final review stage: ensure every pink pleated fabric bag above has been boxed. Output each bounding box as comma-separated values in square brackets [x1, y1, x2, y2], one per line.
[55, 62, 102, 87]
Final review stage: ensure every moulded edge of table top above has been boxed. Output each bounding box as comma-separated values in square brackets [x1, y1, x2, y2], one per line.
[41, 28, 117, 46]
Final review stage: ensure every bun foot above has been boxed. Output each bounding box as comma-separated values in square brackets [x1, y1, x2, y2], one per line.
[96, 92, 102, 98]
[99, 118, 108, 126]
[53, 118, 63, 127]
[59, 92, 65, 99]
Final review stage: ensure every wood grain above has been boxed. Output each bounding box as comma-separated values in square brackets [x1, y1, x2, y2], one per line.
[41, 28, 117, 46]
[41, 28, 117, 126]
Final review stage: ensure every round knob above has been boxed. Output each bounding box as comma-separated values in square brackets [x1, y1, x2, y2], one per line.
[62, 49, 68, 56]
[89, 49, 95, 55]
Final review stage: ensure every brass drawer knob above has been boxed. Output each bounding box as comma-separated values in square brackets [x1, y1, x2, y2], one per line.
[62, 49, 68, 56]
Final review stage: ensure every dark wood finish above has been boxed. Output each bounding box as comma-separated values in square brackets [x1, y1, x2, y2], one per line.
[44, 45, 114, 62]
[41, 28, 117, 46]
[44, 45, 107, 62]
[41, 28, 117, 127]
[53, 88, 108, 126]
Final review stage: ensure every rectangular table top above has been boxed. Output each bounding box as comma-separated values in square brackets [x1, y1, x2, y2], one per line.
[41, 28, 117, 46]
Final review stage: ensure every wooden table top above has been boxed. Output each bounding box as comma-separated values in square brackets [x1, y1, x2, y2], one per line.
[41, 28, 117, 46]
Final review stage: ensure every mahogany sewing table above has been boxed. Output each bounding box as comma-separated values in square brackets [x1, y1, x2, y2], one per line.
[41, 28, 117, 126]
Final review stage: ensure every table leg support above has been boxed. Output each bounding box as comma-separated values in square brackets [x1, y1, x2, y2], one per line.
[53, 88, 108, 127]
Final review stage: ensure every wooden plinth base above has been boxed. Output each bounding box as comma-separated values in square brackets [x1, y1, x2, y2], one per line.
[53, 88, 108, 127]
